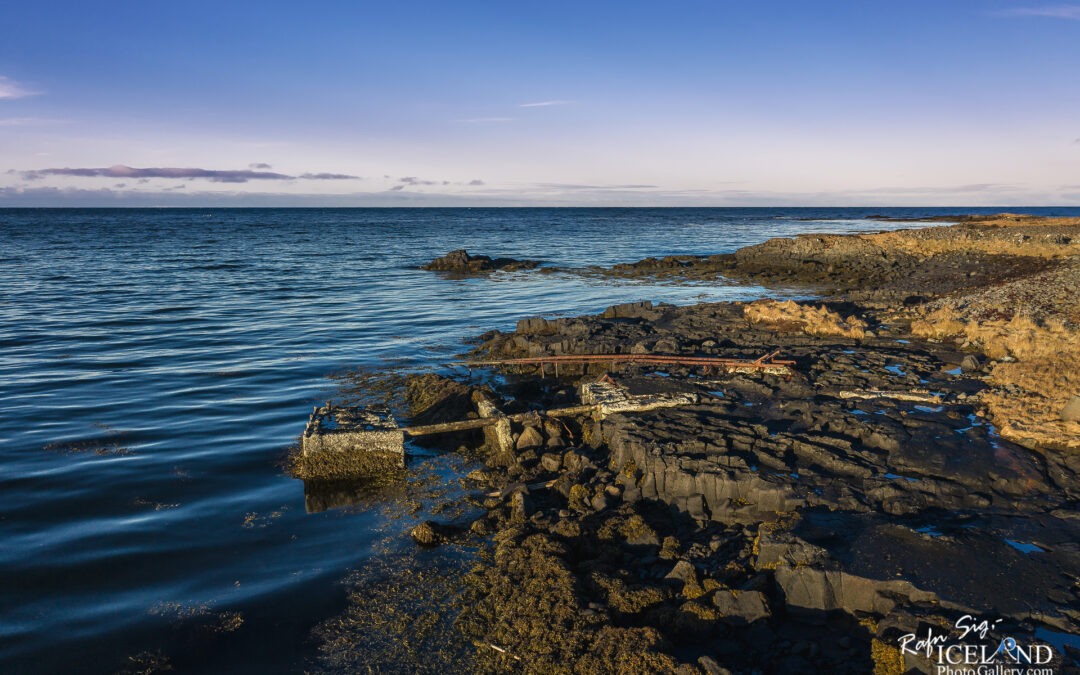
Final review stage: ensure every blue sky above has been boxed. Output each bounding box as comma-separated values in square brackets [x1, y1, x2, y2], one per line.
[1, 0, 1078, 206]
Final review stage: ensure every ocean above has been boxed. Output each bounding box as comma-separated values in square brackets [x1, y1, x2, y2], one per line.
[2, 207, 1078, 672]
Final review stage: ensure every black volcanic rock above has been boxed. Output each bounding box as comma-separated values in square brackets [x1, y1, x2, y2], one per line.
[421, 249, 540, 273]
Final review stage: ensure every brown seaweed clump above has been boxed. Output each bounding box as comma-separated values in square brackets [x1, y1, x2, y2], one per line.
[311, 549, 479, 674]
[291, 446, 407, 483]
[457, 529, 683, 674]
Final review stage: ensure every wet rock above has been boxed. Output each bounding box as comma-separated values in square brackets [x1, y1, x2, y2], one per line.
[421, 249, 540, 273]
[711, 588, 770, 625]
[540, 452, 562, 473]
[410, 520, 444, 547]
[622, 515, 660, 547]
[465, 468, 491, 483]
[562, 450, 594, 474]
[515, 425, 544, 450]
[961, 354, 983, 372]
[568, 483, 591, 511]
[509, 489, 534, 523]
[600, 301, 660, 320]
[697, 655, 732, 675]
[517, 449, 539, 467]
[470, 517, 495, 536]
[660, 536, 681, 560]
[542, 419, 564, 438]
[552, 473, 575, 499]
[406, 374, 476, 425]
[654, 338, 679, 353]
[545, 435, 567, 450]
[664, 560, 698, 586]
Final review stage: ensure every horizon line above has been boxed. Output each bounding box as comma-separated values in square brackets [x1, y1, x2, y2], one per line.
[1, 204, 1076, 210]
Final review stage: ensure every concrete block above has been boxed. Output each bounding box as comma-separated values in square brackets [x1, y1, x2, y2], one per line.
[301, 404, 405, 478]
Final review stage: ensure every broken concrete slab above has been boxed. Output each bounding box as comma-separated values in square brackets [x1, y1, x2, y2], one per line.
[300, 404, 405, 479]
[579, 378, 697, 417]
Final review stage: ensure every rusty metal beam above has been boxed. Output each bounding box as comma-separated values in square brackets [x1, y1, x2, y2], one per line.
[451, 351, 795, 373]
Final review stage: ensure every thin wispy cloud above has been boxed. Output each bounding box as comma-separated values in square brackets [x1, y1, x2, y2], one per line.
[20, 164, 359, 183]
[249, 162, 272, 169]
[389, 176, 486, 191]
[846, 183, 1018, 195]
[0, 117, 68, 127]
[535, 183, 658, 190]
[299, 172, 360, 180]
[518, 100, 571, 107]
[455, 117, 513, 123]
[399, 176, 437, 186]
[0, 76, 37, 100]
[997, 5, 1080, 19]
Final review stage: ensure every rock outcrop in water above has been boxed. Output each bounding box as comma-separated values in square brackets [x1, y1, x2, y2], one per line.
[602, 214, 1077, 300]
[421, 249, 541, 273]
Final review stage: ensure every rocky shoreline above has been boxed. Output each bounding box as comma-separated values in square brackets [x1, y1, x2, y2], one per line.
[319, 215, 1080, 674]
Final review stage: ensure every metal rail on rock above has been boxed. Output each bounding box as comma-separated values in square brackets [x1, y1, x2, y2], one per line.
[451, 350, 796, 375]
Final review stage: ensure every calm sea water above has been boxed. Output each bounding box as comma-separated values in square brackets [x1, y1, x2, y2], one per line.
[3, 207, 1078, 673]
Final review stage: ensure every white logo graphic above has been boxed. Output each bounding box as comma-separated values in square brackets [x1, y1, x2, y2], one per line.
[897, 615, 1056, 674]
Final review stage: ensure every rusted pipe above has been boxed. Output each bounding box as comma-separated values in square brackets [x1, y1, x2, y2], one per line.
[451, 351, 795, 373]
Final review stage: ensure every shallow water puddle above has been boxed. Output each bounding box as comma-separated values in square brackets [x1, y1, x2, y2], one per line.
[913, 405, 943, 413]
[1035, 627, 1080, 653]
[884, 472, 919, 482]
[1004, 539, 1045, 554]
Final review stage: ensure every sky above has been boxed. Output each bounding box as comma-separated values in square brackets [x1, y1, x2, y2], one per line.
[1, 0, 1079, 207]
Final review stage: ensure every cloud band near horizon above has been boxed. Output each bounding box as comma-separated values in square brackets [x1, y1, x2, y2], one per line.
[19, 165, 360, 183]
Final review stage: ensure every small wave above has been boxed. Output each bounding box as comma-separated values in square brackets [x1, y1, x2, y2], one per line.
[190, 263, 246, 271]
[148, 306, 196, 314]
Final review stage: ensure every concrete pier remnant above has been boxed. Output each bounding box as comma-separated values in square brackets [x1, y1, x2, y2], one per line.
[579, 377, 697, 416]
[301, 403, 405, 478]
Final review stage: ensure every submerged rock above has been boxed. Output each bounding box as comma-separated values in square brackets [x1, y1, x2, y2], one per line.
[409, 520, 444, 547]
[409, 520, 465, 547]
